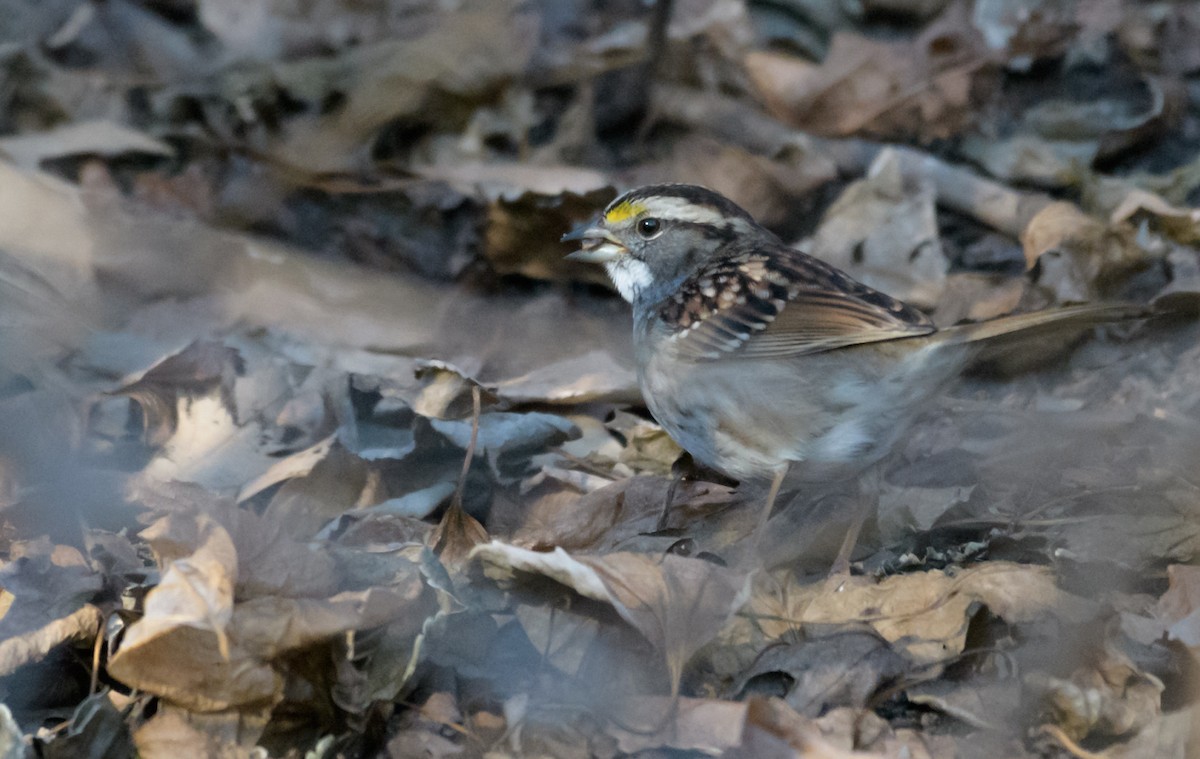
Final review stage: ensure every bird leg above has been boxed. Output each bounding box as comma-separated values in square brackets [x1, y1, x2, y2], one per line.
[655, 453, 735, 532]
[745, 465, 789, 566]
[828, 465, 881, 579]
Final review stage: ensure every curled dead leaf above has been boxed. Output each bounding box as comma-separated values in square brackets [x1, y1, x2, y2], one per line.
[1021, 201, 1150, 302]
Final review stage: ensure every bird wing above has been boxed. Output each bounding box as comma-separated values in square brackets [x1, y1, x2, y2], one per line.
[659, 245, 936, 361]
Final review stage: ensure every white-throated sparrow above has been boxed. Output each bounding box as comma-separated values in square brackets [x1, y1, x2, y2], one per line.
[564, 184, 1139, 556]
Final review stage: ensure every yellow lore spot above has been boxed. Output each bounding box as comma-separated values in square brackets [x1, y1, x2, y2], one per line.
[604, 200, 646, 224]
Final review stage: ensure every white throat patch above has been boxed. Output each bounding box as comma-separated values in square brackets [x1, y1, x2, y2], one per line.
[605, 257, 653, 302]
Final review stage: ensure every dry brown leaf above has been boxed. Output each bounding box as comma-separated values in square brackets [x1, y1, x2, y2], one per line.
[483, 186, 615, 284]
[432, 503, 489, 568]
[807, 148, 948, 308]
[105, 509, 429, 710]
[733, 630, 910, 717]
[471, 543, 751, 692]
[746, 4, 994, 140]
[236, 434, 336, 504]
[0, 540, 103, 677]
[0, 604, 103, 679]
[607, 412, 683, 476]
[1087, 705, 1197, 759]
[133, 704, 268, 759]
[1028, 640, 1163, 743]
[232, 584, 430, 660]
[490, 350, 638, 406]
[0, 162, 97, 298]
[1108, 187, 1200, 246]
[106, 514, 267, 711]
[1157, 564, 1200, 649]
[259, 3, 539, 174]
[906, 678, 1021, 731]
[1060, 514, 1200, 572]
[111, 508, 432, 710]
[261, 442, 371, 540]
[385, 728, 462, 759]
[590, 552, 751, 690]
[110, 340, 241, 447]
[1020, 201, 1147, 301]
[511, 603, 601, 678]
[134, 712, 231, 759]
[512, 475, 736, 553]
[933, 273, 1028, 325]
[406, 363, 497, 421]
[742, 697, 889, 758]
[1118, 3, 1200, 75]
[960, 133, 1098, 188]
[217, 506, 339, 599]
[753, 562, 1094, 667]
[624, 134, 838, 230]
[605, 696, 747, 755]
[0, 120, 173, 170]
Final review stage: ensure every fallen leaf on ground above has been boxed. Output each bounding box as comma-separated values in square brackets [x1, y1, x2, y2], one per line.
[751, 562, 1094, 667]
[746, 4, 994, 140]
[733, 629, 910, 717]
[1020, 201, 1146, 301]
[807, 148, 948, 308]
[0, 540, 103, 677]
[471, 543, 751, 692]
[605, 696, 747, 755]
[0, 120, 173, 170]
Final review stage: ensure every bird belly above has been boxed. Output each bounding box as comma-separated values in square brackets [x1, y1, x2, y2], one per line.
[638, 343, 965, 482]
[639, 356, 827, 481]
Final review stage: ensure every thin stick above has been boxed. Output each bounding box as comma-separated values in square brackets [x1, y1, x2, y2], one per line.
[452, 385, 482, 510]
[433, 385, 488, 561]
[634, 0, 676, 144]
[90, 616, 105, 695]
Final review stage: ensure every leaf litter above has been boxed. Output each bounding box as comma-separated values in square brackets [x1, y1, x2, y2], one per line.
[2, 0, 1200, 757]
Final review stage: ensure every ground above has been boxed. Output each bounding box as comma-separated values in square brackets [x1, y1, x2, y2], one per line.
[1, 1, 1200, 757]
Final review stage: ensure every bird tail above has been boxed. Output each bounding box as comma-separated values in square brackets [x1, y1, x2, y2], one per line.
[938, 303, 1149, 345]
[932, 302, 1150, 373]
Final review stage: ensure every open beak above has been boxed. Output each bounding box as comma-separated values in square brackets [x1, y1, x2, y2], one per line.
[562, 223, 627, 263]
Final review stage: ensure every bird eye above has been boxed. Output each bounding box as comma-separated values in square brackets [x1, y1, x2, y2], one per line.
[637, 217, 662, 238]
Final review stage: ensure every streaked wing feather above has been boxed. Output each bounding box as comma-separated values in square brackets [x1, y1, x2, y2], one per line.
[660, 245, 935, 361]
[737, 291, 934, 358]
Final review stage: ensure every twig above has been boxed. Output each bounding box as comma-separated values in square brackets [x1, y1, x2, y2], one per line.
[433, 385, 489, 562]
[452, 385, 482, 511]
[635, 0, 676, 144]
[90, 616, 105, 696]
